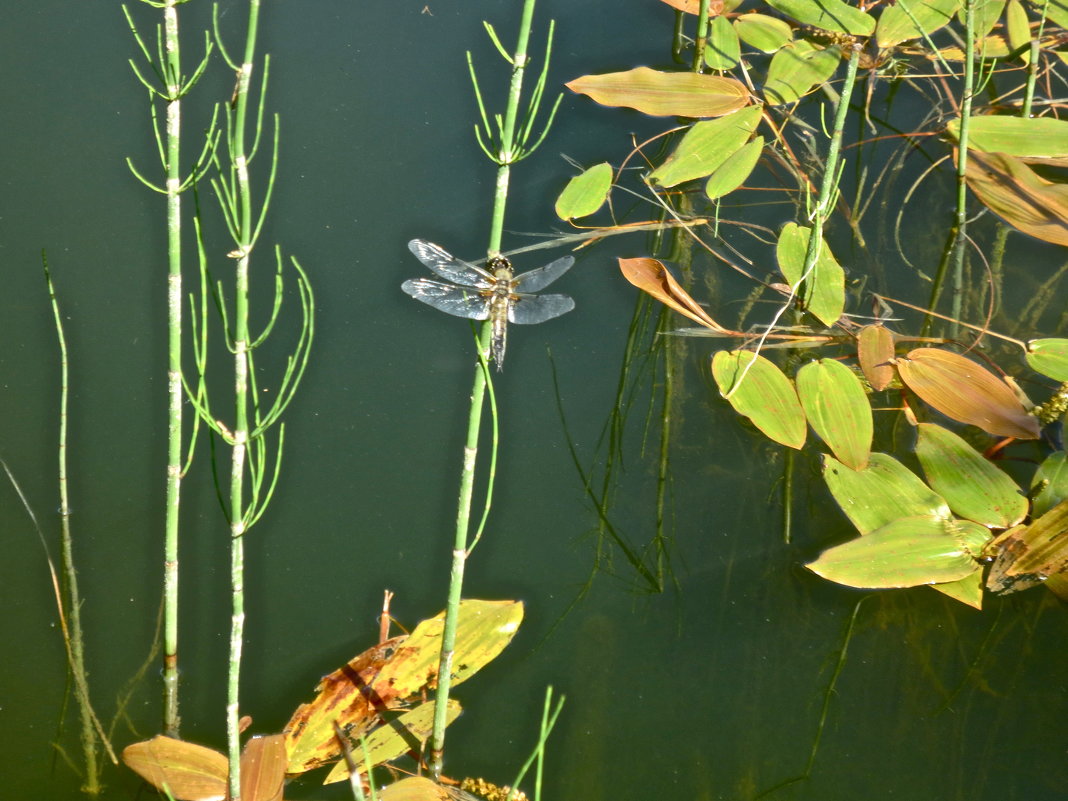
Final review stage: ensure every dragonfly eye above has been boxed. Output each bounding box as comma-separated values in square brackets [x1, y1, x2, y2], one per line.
[486, 255, 512, 272]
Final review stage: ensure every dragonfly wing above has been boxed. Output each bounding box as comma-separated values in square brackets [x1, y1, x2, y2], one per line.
[402, 278, 491, 320]
[508, 293, 575, 325]
[408, 239, 493, 287]
[511, 255, 575, 293]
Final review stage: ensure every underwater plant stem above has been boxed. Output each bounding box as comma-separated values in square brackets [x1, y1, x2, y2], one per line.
[162, 0, 184, 738]
[45, 261, 102, 795]
[225, 3, 262, 799]
[949, 0, 978, 336]
[430, 0, 544, 778]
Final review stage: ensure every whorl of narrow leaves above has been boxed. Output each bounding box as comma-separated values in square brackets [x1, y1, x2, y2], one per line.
[894, 348, 1040, 439]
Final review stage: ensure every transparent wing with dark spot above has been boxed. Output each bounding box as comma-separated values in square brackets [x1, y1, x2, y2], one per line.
[511, 255, 575, 293]
[408, 239, 494, 288]
[401, 278, 491, 320]
[508, 293, 575, 325]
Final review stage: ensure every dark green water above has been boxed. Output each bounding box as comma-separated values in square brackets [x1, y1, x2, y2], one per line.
[2, 2, 1067, 800]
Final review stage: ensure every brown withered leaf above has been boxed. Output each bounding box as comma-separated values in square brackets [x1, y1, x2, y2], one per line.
[240, 735, 286, 801]
[987, 500, 1068, 594]
[963, 150, 1068, 246]
[618, 257, 729, 333]
[284, 636, 407, 775]
[857, 324, 896, 391]
[659, 0, 726, 15]
[895, 348, 1040, 439]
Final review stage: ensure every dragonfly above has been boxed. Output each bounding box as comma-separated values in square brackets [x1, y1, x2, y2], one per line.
[402, 239, 575, 369]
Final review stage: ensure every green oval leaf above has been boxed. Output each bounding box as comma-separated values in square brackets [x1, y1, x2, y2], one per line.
[764, 41, 841, 106]
[765, 0, 875, 34]
[734, 13, 794, 52]
[807, 516, 980, 588]
[823, 452, 950, 534]
[705, 136, 763, 200]
[895, 348, 1040, 439]
[1005, 0, 1032, 60]
[566, 67, 749, 118]
[932, 570, 984, 609]
[555, 163, 612, 220]
[876, 0, 962, 48]
[776, 222, 845, 326]
[915, 423, 1027, 527]
[1026, 338, 1068, 381]
[796, 358, 873, 469]
[705, 14, 741, 71]
[1033, 452, 1068, 517]
[712, 350, 807, 449]
[649, 105, 762, 187]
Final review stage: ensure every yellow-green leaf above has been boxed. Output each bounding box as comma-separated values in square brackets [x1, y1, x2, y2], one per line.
[876, 0, 962, 48]
[932, 567, 985, 608]
[1026, 338, 1068, 381]
[1005, 0, 1031, 62]
[807, 516, 980, 588]
[966, 0, 1007, 37]
[857, 324, 896, 391]
[764, 41, 841, 106]
[796, 359, 873, 469]
[734, 13, 794, 51]
[122, 736, 227, 801]
[987, 500, 1068, 594]
[379, 777, 452, 801]
[895, 348, 1040, 439]
[962, 150, 1068, 246]
[555, 163, 612, 220]
[566, 67, 749, 118]
[776, 222, 845, 326]
[712, 350, 807, 448]
[915, 423, 1027, 527]
[1033, 452, 1068, 517]
[705, 15, 742, 70]
[765, 0, 875, 34]
[323, 700, 462, 785]
[705, 137, 764, 200]
[822, 452, 950, 534]
[946, 115, 1068, 159]
[648, 105, 762, 187]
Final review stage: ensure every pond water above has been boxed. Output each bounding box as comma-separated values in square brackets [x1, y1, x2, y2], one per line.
[2, 2, 1067, 800]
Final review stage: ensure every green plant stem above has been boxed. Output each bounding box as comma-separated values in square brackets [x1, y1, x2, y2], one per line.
[225, 2, 262, 798]
[429, 0, 541, 779]
[45, 262, 102, 795]
[162, 0, 184, 739]
[949, 0, 977, 336]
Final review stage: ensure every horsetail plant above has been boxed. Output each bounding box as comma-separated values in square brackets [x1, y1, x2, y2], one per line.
[185, 2, 314, 797]
[124, 0, 217, 737]
[429, 0, 562, 779]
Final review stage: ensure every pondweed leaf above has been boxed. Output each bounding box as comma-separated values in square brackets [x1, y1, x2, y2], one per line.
[648, 105, 762, 188]
[823, 452, 950, 534]
[894, 348, 1040, 439]
[987, 500, 1068, 594]
[566, 67, 749, 118]
[555, 163, 612, 221]
[705, 15, 741, 70]
[618, 257, 728, 332]
[857, 324, 896, 391]
[706, 137, 764, 201]
[763, 41, 842, 106]
[765, 0, 875, 33]
[1026, 338, 1068, 381]
[946, 115, 1068, 160]
[775, 223, 845, 326]
[1033, 452, 1068, 517]
[962, 150, 1068, 247]
[915, 423, 1027, 528]
[796, 359, 872, 470]
[734, 13, 793, 52]
[712, 350, 807, 448]
[876, 0, 961, 48]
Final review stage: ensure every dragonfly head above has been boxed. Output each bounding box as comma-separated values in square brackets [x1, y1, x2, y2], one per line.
[486, 254, 513, 281]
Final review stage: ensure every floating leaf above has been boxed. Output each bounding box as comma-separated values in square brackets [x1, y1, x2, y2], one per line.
[876, 0, 962, 48]
[915, 423, 1027, 528]
[706, 137, 764, 200]
[705, 15, 742, 70]
[323, 700, 462, 785]
[965, 0, 1007, 37]
[765, 0, 875, 33]
[775, 222, 845, 325]
[619, 257, 728, 332]
[555, 163, 612, 220]
[123, 736, 228, 801]
[1033, 452, 1068, 517]
[764, 42, 841, 106]
[379, 776, 452, 801]
[946, 115, 1068, 160]
[894, 348, 1040, 439]
[1005, 0, 1031, 63]
[987, 501, 1068, 594]
[796, 359, 872, 469]
[857, 325, 896, 391]
[566, 67, 749, 118]
[962, 150, 1068, 247]
[734, 13, 794, 51]
[1026, 338, 1068, 381]
[240, 735, 285, 801]
[823, 452, 950, 534]
[807, 516, 980, 588]
[648, 105, 762, 187]
[932, 569, 984, 609]
[712, 350, 807, 449]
